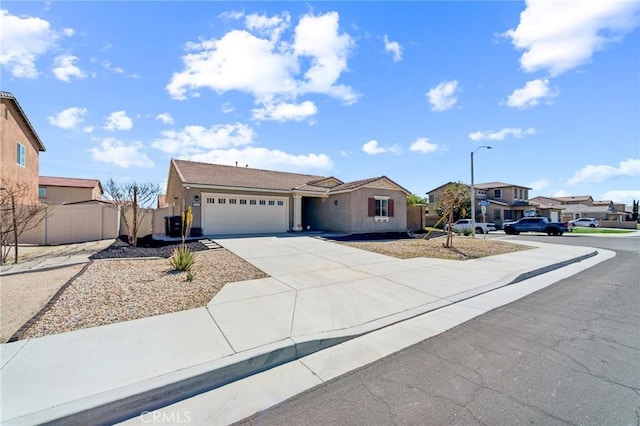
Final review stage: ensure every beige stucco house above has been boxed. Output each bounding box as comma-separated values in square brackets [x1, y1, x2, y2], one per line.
[164, 159, 410, 235]
[0, 91, 46, 202]
[530, 195, 625, 221]
[38, 176, 103, 205]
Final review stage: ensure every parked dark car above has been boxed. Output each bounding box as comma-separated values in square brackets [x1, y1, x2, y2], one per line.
[503, 217, 569, 236]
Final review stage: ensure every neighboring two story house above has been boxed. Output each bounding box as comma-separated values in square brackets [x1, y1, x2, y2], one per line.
[0, 91, 46, 202]
[38, 176, 104, 205]
[529, 195, 625, 222]
[427, 181, 563, 227]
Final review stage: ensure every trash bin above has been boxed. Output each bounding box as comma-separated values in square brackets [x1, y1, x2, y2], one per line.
[190, 227, 202, 238]
[164, 215, 182, 238]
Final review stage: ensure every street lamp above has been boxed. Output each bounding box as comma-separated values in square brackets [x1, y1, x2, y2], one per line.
[470, 145, 492, 238]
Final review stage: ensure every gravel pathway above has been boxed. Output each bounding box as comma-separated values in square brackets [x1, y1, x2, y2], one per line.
[20, 249, 268, 340]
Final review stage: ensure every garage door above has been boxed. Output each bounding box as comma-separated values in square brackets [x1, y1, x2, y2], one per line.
[202, 193, 289, 235]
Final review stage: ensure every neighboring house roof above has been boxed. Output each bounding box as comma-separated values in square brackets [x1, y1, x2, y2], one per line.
[39, 176, 103, 192]
[560, 205, 613, 214]
[171, 159, 411, 195]
[530, 200, 565, 210]
[593, 200, 613, 206]
[426, 181, 532, 194]
[1, 91, 46, 152]
[555, 195, 593, 203]
[474, 181, 532, 190]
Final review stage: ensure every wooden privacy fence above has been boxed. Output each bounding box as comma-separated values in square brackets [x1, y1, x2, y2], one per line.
[18, 204, 155, 245]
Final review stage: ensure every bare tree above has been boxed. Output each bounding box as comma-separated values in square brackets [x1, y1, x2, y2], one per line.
[0, 180, 47, 264]
[438, 182, 470, 248]
[104, 179, 161, 246]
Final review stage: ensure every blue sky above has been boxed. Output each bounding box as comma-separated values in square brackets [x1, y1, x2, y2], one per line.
[2, 1, 639, 204]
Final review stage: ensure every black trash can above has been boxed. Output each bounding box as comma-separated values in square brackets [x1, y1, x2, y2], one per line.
[190, 227, 202, 238]
[166, 215, 182, 238]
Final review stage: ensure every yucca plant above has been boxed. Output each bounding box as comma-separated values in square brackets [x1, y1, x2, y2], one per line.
[170, 245, 195, 272]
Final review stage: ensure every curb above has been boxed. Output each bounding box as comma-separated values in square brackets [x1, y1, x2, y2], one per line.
[2, 249, 598, 426]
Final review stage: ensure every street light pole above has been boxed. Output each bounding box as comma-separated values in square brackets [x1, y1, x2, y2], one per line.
[470, 145, 492, 238]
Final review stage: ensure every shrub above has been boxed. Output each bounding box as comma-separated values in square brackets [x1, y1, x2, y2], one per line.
[463, 228, 472, 236]
[170, 245, 195, 272]
[186, 269, 195, 282]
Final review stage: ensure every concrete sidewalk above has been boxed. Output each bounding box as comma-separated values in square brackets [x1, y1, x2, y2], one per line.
[0, 239, 114, 276]
[0, 236, 606, 425]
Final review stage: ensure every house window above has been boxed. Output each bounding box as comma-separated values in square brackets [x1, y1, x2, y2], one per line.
[249, 200, 256, 205]
[428, 194, 435, 203]
[229, 199, 237, 204]
[268, 200, 275, 206]
[494, 189, 502, 198]
[218, 198, 226, 204]
[368, 197, 394, 220]
[259, 200, 266, 206]
[504, 210, 512, 220]
[494, 209, 501, 220]
[240, 199, 247, 205]
[514, 188, 518, 199]
[38, 187, 46, 199]
[16, 142, 26, 167]
[277, 200, 284, 206]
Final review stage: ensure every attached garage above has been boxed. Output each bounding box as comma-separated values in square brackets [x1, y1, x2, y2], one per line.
[202, 193, 289, 235]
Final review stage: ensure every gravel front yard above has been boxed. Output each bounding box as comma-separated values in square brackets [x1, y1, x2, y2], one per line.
[342, 236, 531, 260]
[20, 247, 267, 340]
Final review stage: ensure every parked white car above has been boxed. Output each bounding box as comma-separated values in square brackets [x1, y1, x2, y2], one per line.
[569, 218, 598, 228]
[445, 219, 497, 234]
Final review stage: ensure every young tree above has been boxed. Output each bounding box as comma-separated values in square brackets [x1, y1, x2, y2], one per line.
[104, 179, 161, 246]
[438, 182, 470, 248]
[0, 180, 47, 264]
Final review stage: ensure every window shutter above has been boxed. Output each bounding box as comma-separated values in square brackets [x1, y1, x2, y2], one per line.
[388, 199, 394, 217]
[368, 198, 375, 217]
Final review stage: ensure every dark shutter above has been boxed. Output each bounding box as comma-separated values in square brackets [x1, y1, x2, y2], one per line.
[388, 199, 394, 217]
[368, 198, 375, 217]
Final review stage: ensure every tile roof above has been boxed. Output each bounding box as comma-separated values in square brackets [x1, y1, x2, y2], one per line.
[172, 159, 330, 192]
[39, 176, 102, 189]
[172, 159, 411, 195]
[1, 91, 46, 152]
[555, 195, 593, 202]
[474, 181, 532, 190]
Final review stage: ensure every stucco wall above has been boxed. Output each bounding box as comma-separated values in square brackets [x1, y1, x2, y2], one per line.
[304, 188, 407, 233]
[1, 100, 40, 203]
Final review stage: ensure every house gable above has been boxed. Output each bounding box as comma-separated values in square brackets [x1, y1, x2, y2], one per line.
[1, 91, 46, 202]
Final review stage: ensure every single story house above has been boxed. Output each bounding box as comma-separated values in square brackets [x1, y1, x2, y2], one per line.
[164, 159, 410, 235]
[38, 176, 103, 205]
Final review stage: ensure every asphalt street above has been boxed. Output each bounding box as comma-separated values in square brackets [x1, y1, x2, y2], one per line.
[237, 235, 640, 425]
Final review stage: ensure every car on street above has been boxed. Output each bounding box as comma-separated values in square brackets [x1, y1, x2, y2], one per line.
[503, 217, 569, 236]
[569, 218, 598, 228]
[444, 219, 497, 234]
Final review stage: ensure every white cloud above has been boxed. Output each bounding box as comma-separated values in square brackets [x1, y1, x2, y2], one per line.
[47, 107, 87, 129]
[409, 138, 439, 154]
[187, 146, 333, 172]
[506, 79, 557, 109]
[102, 61, 138, 78]
[601, 190, 640, 205]
[104, 111, 133, 131]
[0, 10, 60, 78]
[90, 138, 154, 168]
[362, 139, 400, 155]
[221, 102, 235, 113]
[504, 0, 640, 76]
[383, 35, 402, 62]
[528, 179, 551, 191]
[52, 55, 86, 82]
[469, 127, 535, 141]
[426, 80, 458, 112]
[567, 158, 640, 185]
[167, 11, 357, 121]
[553, 189, 571, 197]
[151, 123, 256, 156]
[252, 100, 318, 122]
[156, 113, 174, 125]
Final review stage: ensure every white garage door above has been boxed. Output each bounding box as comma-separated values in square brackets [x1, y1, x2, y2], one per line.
[202, 193, 289, 235]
